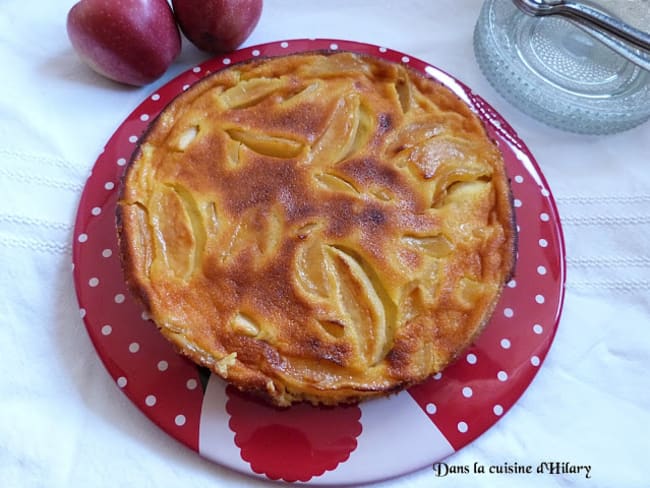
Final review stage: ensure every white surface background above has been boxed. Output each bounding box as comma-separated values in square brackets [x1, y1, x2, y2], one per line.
[1, 1, 649, 487]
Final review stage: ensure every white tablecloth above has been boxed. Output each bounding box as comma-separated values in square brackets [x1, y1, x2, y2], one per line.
[1, 1, 649, 487]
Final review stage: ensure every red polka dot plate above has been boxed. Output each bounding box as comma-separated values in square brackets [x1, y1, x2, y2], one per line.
[72, 39, 566, 485]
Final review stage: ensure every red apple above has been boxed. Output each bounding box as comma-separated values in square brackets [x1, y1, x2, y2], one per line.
[67, 0, 181, 86]
[172, 0, 263, 54]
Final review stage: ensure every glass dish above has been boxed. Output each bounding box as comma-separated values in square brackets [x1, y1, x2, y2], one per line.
[474, 0, 650, 134]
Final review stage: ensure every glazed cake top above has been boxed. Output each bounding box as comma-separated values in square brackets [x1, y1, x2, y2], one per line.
[117, 52, 516, 406]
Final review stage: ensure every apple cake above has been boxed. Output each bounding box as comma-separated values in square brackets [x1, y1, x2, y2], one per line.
[117, 51, 516, 406]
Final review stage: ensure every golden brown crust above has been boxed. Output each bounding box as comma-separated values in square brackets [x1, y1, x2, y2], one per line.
[117, 52, 516, 406]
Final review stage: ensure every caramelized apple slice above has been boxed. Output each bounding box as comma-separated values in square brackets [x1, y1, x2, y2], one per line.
[226, 128, 304, 159]
[219, 77, 285, 109]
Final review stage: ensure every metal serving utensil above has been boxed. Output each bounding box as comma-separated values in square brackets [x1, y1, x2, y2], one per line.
[512, 0, 650, 70]
[513, 0, 650, 49]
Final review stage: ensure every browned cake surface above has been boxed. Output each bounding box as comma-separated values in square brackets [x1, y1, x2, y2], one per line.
[117, 52, 516, 406]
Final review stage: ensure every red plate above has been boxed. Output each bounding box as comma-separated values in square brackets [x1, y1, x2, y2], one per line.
[72, 39, 565, 485]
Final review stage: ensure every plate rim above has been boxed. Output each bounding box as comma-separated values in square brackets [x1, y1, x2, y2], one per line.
[71, 37, 567, 485]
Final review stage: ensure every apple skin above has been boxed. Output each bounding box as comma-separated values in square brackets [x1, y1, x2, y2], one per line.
[67, 0, 181, 86]
[172, 0, 263, 54]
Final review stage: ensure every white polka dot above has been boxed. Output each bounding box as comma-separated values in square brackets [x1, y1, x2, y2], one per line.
[102, 249, 113, 258]
[514, 199, 522, 208]
[141, 311, 151, 321]
[539, 238, 548, 248]
[151, 93, 161, 101]
[500, 338, 511, 349]
[531, 355, 541, 367]
[88, 277, 99, 287]
[129, 342, 140, 353]
[433, 372, 443, 380]
[533, 324, 544, 334]
[507, 279, 517, 288]
[186, 378, 198, 390]
[128, 135, 138, 143]
[426, 403, 437, 415]
[535, 294, 545, 304]
[157, 360, 169, 372]
[101, 324, 112, 336]
[462, 386, 473, 398]
[140, 114, 150, 122]
[104, 181, 115, 190]
[192, 66, 201, 73]
[114, 293, 125, 304]
[330, 43, 339, 50]
[457, 421, 468, 433]
[514, 175, 524, 183]
[540, 212, 550, 222]
[117, 376, 127, 388]
[466, 353, 477, 365]
[379, 47, 387, 53]
[182, 84, 190, 91]
[493, 404, 504, 416]
[145, 395, 157, 407]
[222, 58, 231, 65]
[77, 233, 88, 243]
[541, 188, 550, 197]
[175, 414, 186, 426]
[497, 370, 508, 382]
[252, 49, 260, 56]
[91, 207, 101, 216]
[79, 308, 86, 318]
[537, 265, 547, 275]
[280, 41, 289, 48]
[401, 56, 410, 63]
[117, 158, 127, 166]
[503, 307, 514, 318]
